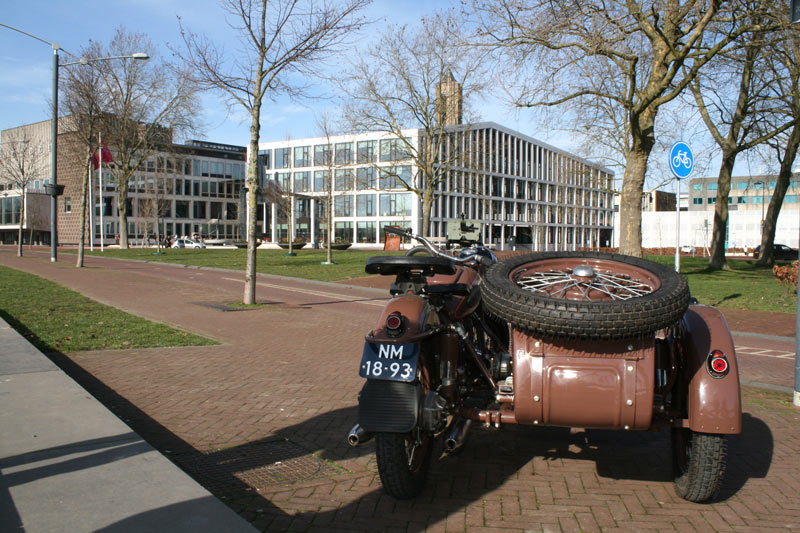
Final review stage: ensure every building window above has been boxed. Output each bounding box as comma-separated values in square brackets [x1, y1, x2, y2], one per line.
[692, 183, 703, 191]
[335, 142, 353, 165]
[769, 180, 777, 188]
[65, 197, 72, 213]
[380, 193, 412, 216]
[275, 147, 290, 169]
[707, 197, 716, 204]
[787, 195, 797, 203]
[314, 170, 329, 192]
[294, 171, 310, 193]
[294, 146, 310, 167]
[314, 144, 331, 166]
[176, 201, 189, 218]
[357, 140, 376, 163]
[736, 181, 748, 190]
[334, 221, 353, 242]
[334, 195, 353, 217]
[275, 172, 290, 192]
[707, 183, 718, 191]
[380, 138, 410, 162]
[357, 221, 376, 243]
[737, 196, 746, 204]
[356, 194, 376, 216]
[357, 167, 376, 190]
[335, 169, 354, 191]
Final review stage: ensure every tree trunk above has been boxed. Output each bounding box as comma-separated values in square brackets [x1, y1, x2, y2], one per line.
[618, 149, 648, 257]
[76, 164, 90, 268]
[243, 110, 261, 305]
[17, 191, 24, 257]
[757, 125, 800, 266]
[708, 153, 737, 270]
[117, 178, 130, 249]
[326, 187, 333, 263]
[619, 108, 656, 258]
[421, 186, 433, 237]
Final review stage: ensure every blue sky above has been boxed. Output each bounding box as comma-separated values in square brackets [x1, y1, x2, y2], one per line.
[2, 1, 769, 189]
[0, 0, 527, 146]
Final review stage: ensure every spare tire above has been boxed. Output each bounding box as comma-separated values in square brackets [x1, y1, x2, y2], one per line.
[482, 251, 690, 339]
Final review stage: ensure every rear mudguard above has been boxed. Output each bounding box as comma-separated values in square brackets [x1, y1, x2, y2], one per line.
[358, 380, 422, 433]
[358, 295, 433, 433]
[681, 305, 741, 434]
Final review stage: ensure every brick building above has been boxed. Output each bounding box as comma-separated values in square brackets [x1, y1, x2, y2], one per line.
[1, 118, 246, 246]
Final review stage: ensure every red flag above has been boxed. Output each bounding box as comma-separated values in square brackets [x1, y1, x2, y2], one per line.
[91, 140, 113, 169]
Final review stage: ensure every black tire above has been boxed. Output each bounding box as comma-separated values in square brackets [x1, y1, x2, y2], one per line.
[375, 430, 433, 499]
[482, 251, 690, 339]
[672, 429, 726, 502]
[405, 246, 432, 256]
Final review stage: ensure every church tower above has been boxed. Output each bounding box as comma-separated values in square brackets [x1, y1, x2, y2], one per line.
[435, 71, 463, 127]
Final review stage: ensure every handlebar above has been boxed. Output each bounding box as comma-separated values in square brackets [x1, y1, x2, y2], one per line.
[389, 227, 494, 267]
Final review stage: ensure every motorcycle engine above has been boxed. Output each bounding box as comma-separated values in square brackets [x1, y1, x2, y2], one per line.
[490, 351, 512, 381]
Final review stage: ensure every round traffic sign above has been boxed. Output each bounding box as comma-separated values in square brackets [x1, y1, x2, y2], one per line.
[669, 141, 694, 179]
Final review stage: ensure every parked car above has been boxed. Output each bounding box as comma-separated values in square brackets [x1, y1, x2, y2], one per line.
[680, 245, 695, 254]
[171, 238, 206, 249]
[752, 244, 796, 260]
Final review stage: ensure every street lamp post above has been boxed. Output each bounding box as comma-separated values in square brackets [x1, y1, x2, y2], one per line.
[1, 23, 147, 262]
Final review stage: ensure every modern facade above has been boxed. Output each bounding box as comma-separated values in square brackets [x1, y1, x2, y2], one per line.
[687, 175, 800, 213]
[254, 122, 615, 250]
[1, 118, 247, 246]
[617, 174, 800, 251]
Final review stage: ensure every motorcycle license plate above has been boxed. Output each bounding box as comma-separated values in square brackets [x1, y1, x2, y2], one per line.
[359, 343, 418, 382]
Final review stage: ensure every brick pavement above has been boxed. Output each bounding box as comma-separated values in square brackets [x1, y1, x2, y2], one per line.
[2, 249, 800, 531]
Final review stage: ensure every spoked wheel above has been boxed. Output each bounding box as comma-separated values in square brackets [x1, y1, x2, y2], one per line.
[483, 252, 690, 339]
[375, 428, 433, 499]
[672, 428, 726, 502]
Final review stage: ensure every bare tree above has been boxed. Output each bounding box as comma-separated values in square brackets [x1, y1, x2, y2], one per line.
[92, 27, 200, 250]
[60, 40, 107, 267]
[178, 0, 369, 305]
[471, 0, 762, 257]
[689, 1, 795, 269]
[755, 8, 800, 266]
[316, 115, 338, 264]
[338, 14, 488, 237]
[0, 133, 43, 257]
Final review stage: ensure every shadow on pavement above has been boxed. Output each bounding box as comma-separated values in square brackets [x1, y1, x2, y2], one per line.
[46, 347, 775, 530]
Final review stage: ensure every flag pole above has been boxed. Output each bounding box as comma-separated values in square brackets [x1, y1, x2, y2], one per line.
[99, 132, 105, 252]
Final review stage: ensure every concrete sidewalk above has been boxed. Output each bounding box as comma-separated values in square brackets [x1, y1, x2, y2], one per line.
[0, 318, 254, 532]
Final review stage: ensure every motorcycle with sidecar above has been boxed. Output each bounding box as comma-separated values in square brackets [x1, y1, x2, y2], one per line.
[348, 226, 740, 503]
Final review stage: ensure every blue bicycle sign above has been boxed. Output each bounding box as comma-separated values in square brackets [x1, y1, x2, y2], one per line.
[669, 141, 694, 179]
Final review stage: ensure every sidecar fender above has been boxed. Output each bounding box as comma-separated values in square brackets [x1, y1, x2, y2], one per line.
[682, 305, 741, 434]
[358, 379, 422, 433]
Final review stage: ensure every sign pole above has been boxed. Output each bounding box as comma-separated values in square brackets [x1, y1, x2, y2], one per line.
[668, 142, 694, 272]
[675, 177, 680, 272]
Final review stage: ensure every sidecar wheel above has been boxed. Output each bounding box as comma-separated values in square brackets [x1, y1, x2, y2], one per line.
[375, 430, 433, 499]
[672, 428, 726, 502]
[482, 251, 690, 339]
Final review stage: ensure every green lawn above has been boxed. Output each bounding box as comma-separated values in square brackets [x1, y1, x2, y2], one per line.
[75, 248, 797, 314]
[648, 256, 797, 314]
[83, 247, 402, 282]
[0, 265, 217, 354]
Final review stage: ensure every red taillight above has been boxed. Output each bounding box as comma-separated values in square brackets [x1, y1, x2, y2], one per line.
[386, 312, 403, 336]
[707, 350, 729, 377]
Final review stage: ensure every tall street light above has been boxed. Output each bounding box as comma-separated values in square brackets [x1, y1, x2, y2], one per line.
[0, 23, 148, 262]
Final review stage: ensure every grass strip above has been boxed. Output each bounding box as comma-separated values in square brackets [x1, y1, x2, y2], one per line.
[0, 264, 217, 353]
[84, 247, 401, 282]
[648, 256, 797, 313]
[78, 248, 797, 314]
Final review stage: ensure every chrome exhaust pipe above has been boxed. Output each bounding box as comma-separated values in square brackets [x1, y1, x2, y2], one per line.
[347, 423, 373, 447]
[444, 418, 472, 452]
